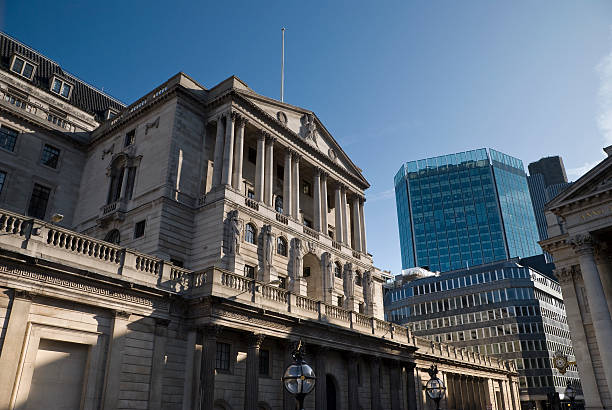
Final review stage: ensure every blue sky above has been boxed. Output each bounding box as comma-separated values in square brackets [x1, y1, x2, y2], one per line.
[4, 1, 612, 274]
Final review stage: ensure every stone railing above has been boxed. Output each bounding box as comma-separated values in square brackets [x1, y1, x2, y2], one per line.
[413, 337, 509, 371]
[275, 212, 288, 225]
[332, 241, 342, 251]
[245, 197, 259, 210]
[303, 225, 320, 240]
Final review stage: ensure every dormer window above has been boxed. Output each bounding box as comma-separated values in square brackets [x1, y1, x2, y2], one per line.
[105, 108, 118, 120]
[10, 56, 36, 80]
[50, 77, 73, 99]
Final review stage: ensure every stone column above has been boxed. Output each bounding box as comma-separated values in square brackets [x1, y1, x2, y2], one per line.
[255, 132, 266, 202]
[212, 114, 225, 187]
[352, 196, 362, 252]
[182, 330, 197, 410]
[359, 198, 367, 253]
[313, 167, 322, 232]
[334, 184, 343, 243]
[478, 378, 487, 410]
[321, 171, 328, 235]
[232, 116, 246, 191]
[347, 353, 360, 410]
[201, 325, 220, 410]
[595, 248, 612, 315]
[264, 136, 275, 206]
[283, 150, 292, 216]
[459, 375, 468, 410]
[555, 266, 603, 409]
[571, 234, 612, 390]
[0, 291, 32, 409]
[221, 112, 235, 186]
[389, 360, 401, 410]
[102, 310, 131, 410]
[370, 357, 382, 410]
[314, 346, 328, 410]
[245, 333, 264, 410]
[341, 185, 349, 245]
[405, 362, 417, 410]
[149, 318, 169, 410]
[291, 153, 300, 219]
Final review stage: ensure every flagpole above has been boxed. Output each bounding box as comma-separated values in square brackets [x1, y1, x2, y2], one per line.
[281, 27, 285, 102]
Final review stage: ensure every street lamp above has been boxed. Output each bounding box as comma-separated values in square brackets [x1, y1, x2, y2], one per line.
[424, 364, 446, 410]
[282, 341, 316, 410]
[565, 383, 577, 408]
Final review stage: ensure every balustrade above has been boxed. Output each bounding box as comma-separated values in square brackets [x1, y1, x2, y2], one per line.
[303, 225, 319, 239]
[245, 197, 259, 210]
[275, 212, 288, 225]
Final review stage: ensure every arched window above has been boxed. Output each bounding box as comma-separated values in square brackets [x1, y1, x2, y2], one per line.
[104, 229, 121, 245]
[275, 196, 283, 213]
[355, 271, 362, 286]
[245, 223, 256, 244]
[334, 262, 342, 278]
[277, 236, 287, 256]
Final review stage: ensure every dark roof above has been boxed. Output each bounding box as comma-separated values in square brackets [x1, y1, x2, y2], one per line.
[0, 32, 125, 121]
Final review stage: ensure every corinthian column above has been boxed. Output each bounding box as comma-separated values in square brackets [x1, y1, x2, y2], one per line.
[359, 198, 367, 253]
[291, 153, 300, 219]
[352, 196, 362, 252]
[313, 167, 322, 231]
[335, 184, 343, 243]
[255, 132, 266, 202]
[571, 233, 612, 391]
[244, 333, 264, 410]
[211, 115, 225, 186]
[283, 150, 292, 216]
[232, 116, 246, 190]
[264, 136, 275, 206]
[341, 185, 348, 245]
[221, 112, 235, 186]
[321, 171, 328, 235]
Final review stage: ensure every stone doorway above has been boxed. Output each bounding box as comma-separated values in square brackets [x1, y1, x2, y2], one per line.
[326, 374, 338, 410]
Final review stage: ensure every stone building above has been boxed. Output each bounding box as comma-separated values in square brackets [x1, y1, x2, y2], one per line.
[541, 145, 612, 410]
[384, 261, 580, 409]
[0, 31, 519, 410]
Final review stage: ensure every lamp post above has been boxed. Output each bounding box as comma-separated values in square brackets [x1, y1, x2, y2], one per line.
[282, 341, 316, 410]
[564, 383, 576, 409]
[424, 364, 446, 410]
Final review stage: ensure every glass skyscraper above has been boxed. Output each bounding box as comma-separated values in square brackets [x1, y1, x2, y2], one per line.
[394, 148, 541, 272]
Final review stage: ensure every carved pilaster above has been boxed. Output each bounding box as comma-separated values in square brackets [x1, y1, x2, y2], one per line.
[570, 233, 597, 255]
[555, 267, 575, 285]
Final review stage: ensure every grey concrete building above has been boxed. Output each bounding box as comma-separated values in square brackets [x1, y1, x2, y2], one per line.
[0, 32, 520, 410]
[541, 145, 612, 410]
[384, 260, 580, 409]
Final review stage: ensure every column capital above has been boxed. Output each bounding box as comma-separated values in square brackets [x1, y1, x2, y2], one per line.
[555, 266, 576, 284]
[246, 333, 265, 348]
[236, 114, 249, 127]
[14, 289, 33, 301]
[291, 151, 302, 162]
[313, 166, 322, 176]
[202, 324, 223, 340]
[320, 169, 328, 179]
[265, 134, 277, 144]
[257, 129, 269, 141]
[570, 233, 597, 255]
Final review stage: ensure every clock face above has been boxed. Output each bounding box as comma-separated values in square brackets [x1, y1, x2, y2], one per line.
[554, 357, 567, 368]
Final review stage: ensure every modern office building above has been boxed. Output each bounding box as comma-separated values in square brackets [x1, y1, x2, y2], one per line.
[528, 156, 568, 188]
[527, 156, 572, 243]
[384, 260, 581, 409]
[0, 32, 521, 410]
[394, 148, 541, 272]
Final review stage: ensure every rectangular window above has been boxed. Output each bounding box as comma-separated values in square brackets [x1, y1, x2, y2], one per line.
[259, 349, 270, 376]
[50, 77, 73, 99]
[303, 266, 311, 277]
[215, 342, 230, 370]
[277, 165, 284, 180]
[0, 125, 18, 152]
[248, 147, 257, 163]
[247, 189, 255, 199]
[303, 181, 311, 196]
[124, 129, 136, 147]
[134, 220, 146, 238]
[244, 265, 255, 279]
[27, 184, 51, 219]
[337, 295, 344, 306]
[278, 276, 287, 289]
[10, 56, 36, 80]
[41, 144, 60, 168]
[0, 171, 6, 193]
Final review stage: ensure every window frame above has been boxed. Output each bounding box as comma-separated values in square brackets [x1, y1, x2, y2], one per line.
[10, 55, 37, 80]
[134, 220, 146, 239]
[277, 236, 288, 257]
[49, 76, 74, 99]
[0, 170, 6, 195]
[215, 342, 231, 372]
[245, 223, 257, 245]
[0, 125, 19, 152]
[27, 183, 52, 219]
[40, 144, 61, 169]
[259, 349, 270, 377]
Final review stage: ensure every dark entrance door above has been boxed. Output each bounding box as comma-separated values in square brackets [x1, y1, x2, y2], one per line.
[326, 374, 337, 410]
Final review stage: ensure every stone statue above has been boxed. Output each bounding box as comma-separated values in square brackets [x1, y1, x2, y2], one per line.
[291, 238, 302, 279]
[226, 210, 241, 255]
[363, 270, 374, 312]
[262, 225, 274, 267]
[343, 262, 354, 300]
[300, 113, 318, 147]
[321, 252, 333, 291]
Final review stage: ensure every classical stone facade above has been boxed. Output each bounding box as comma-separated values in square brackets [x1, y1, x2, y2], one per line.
[0, 32, 519, 410]
[541, 145, 612, 410]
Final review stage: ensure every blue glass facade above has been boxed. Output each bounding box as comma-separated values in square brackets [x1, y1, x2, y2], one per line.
[394, 148, 541, 272]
